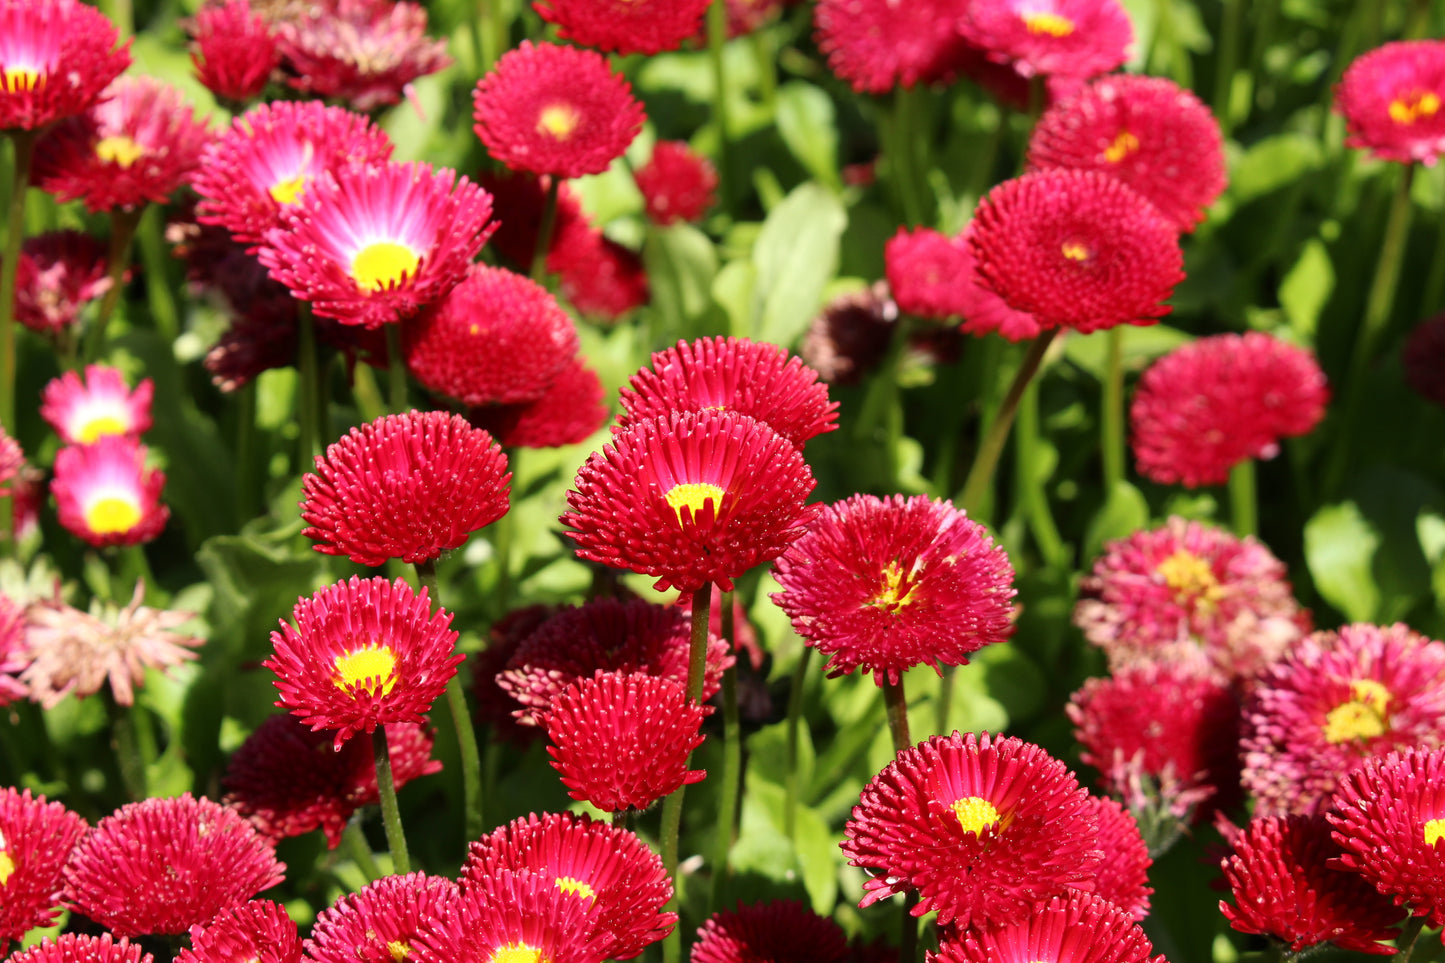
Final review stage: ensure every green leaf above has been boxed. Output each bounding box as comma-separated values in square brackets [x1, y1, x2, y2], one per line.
[1279, 238, 1334, 339]
[1083, 480, 1150, 563]
[728, 778, 838, 914]
[1304, 502, 1381, 623]
[1063, 325, 1193, 380]
[1228, 134, 1323, 205]
[643, 222, 719, 334]
[750, 183, 847, 347]
[775, 82, 841, 190]
[714, 260, 758, 339]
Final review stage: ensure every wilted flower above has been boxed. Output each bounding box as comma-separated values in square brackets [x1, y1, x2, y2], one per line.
[801, 282, 899, 385]
[0, 788, 88, 951]
[0, 0, 130, 132]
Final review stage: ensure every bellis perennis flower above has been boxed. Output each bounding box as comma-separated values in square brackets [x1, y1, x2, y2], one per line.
[0, 0, 131, 132]
[40, 364, 153, 445]
[50, 435, 168, 548]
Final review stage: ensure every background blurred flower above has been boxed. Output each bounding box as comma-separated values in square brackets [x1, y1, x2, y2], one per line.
[188, 0, 280, 103]
[959, 0, 1134, 80]
[1337, 39, 1445, 165]
[40, 365, 153, 445]
[635, 141, 718, 225]
[692, 900, 850, 963]
[15, 230, 114, 337]
[467, 356, 608, 449]
[814, 0, 974, 94]
[50, 434, 168, 548]
[533, 0, 709, 55]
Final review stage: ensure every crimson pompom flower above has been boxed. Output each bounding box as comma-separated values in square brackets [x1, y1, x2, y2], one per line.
[189, 0, 280, 104]
[307, 873, 458, 963]
[412, 869, 612, 963]
[259, 160, 495, 329]
[15, 230, 113, 336]
[472, 41, 645, 179]
[969, 169, 1183, 332]
[553, 226, 650, 320]
[264, 576, 462, 749]
[1336, 40, 1445, 165]
[1074, 516, 1309, 680]
[176, 901, 300, 963]
[1086, 795, 1152, 920]
[546, 670, 708, 812]
[1029, 74, 1225, 232]
[1130, 332, 1330, 488]
[840, 731, 1101, 928]
[1241, 623, 1445, 818]
[0, 593, 27, 704]
[772, 494, 1016, 686]
[0, 788, 87, 951]
[636, 141, 718, 224]
[193, 101, 394, 249]
[8, 936, 151, 963]
[404, 265, 579, 406]
[953, 223, 1046, 341]
[884, 227, 971, 322]
[0, 0, 130, 132]
[814, 0, 974, 94]
[299, 410, 511, 567]
[461, 811, 675, 960]
[932, 891, 1164, 963]
[617, 337, 838, 448]
[223, 715, 440, 848]
[275, 0, 450, 112]
[692, 900, 850, 963]
[533, 0, 708, 55]
[497, 597, 732, 726]
[40, 365, 153, 445]
[1221, 814, 1404, 954]
[1405, 313, 1445, 407]
[50, 435, 168, 548]
[959, 0, 1133, 80]
[34, 76, 211, 213]
[469, 356, 608, 449]
[64, 794, 285, 938]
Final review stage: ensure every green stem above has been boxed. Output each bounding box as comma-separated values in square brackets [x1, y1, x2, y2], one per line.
[750, 29, 776, 111]
[531, 178, 561, 282]
[0, 132, 34, 441]
[84, 207, 142, 364]
[351, 362, 387, 425]
[1015, 377, 1067, 569]
[707, 0, 732, 210]
[1229, 458, 1257, 538]
[106, 692, 147, 800]
[1407, 0, 1432, 39]
[343, 822, 382, 884]
[1421, 185, 1445, 316]
[934, 664, 955, 736]
[854, 317, 911, 488]
[297, 308, 321, 467]
[708, 592, 741, 912]
[235, 382, 258, 525]
[372, 726, 412, 874]
[491, 488, 515, 615]
[137, 206, 179, 343]
[782, 644, 811, 841]
[882, 677, 916, 963]
[1213, 0, 1246, 137]
[957, 330, 1060, 518]
[1395, 915, 1428, 963]
[385, 324, 408, 413]
[1243, 0, 1279, 113]
[1101, 327, 1125, 492]
[890, 87, 925, 226]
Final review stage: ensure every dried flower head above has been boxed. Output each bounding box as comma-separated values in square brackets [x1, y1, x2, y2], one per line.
[801, 282, 900, 385]
[0, 788, 88, 951]
[0, 0, 130, 132]
[1337, 40, 1445, 165]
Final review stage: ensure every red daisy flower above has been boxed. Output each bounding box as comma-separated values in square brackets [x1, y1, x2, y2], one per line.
[1083, 795, 1152, 920]
[1328, 747, 1445, 928]
[546, 670, 708, 813]
[1221, 814, 1404, 954]
[7, 935, 151, 963]
[0, 0, 130, 132]
[617, 337, 838, 448]
[10, 463, 41, 543]
[954, 223, 1046, 341]
[193, 100, 394, 249]
[189, 0, 280, 104]
[50, 435, 168, 548]
[259, 160, 495, 328]
[1337, 40, 1445, 165]
[469, 356, 609, 449]
[223, 715, 440, 848]
[177, 900, 301, 963]
[34, 76, 211, 213]
[1029, 74, 1226, 233]
[1404, 313, 1445, 407]
[472, 41, 645, 179]
[1130, 332, 1330, 488]
[969, 169, 1183, 332]
[1074, 517, 1310, 681]
[841, 731, 1101, 928]
[300, 410, 511, 567]
[476, 170, 586, 271]
[1241, 623, 1445, 818]
[40, 365, 152, 446]
[263, 576, 462, 749]
[0, 788, 87, 950]
[0, 593, 27, 704]
[552, 226, 650, 320]
[307, 873, 458, 963]
[959, 0, 1133, 80]
[412, 869, 612, 963]
[534, 0, 709, 55]
[404, 265, 579, 406]
[692, 900, 850, 963]
[564, 410, 818, 593]
[0, 426, 20, 496]
[932, 891, 1164, 963]
[15, 230, 113, 337]
[772, 493, 1015, 686]
[63, 794, 285, 937]
[461, 811, 675, 960]
[497, 597, 732, 726]
[814, 0, 975, 94]
[884, 227, 971, 323]
[275, 0, 451, 112]
[635, 141, 718, 225]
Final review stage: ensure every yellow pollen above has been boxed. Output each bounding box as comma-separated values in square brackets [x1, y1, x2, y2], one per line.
[556, 876, 597, 900]
[351, 241, 419, 293]
[869, 560, 916, 611]
[468, 323, 481, 336]
[95, 135, 146, 169]
[0, 851, 14, 885]
[269, 173, 308, 205]
[1425, 818, 1445, 847]
[1104, 130, 1140, 163]
[1157, 549, 1226, 612]
[1023, 11, 1074, 36]
[1061, 241, 1091, 261]
[1390, 90, 1441, 125]
[536, 103, 581, 140]
[951, 796, 1001, 835]
[4, 67, 39, 91]
[76, 414, 128, 444]
[333, 644, 398, 697]
[489, 944, 541, 963]
[387, 942, 409, 962]
[1323, 679, 1392, 744]
[85, 496, 142, 535]
[664, 482, 725, 525]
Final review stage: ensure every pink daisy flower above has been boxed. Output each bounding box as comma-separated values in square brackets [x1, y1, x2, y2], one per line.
[0, 788, 88, 951]
[1337, 40, 1445, 165]
[0, 425, 20, 497]
[1083, 794, 1152, 920]
[412, 869, 612, 963]
[0, 593, 27, 704]
[50, 435, 168, 548]
[40, 365, 153, 446]
[188, 0, 280, 104]
[932, 891, 1165, 963]
[635, 141, 718, 225]
[177, 901, 301, 963]
[7, 935, 150, 963]
[953, 222, 1046, 340]
[959, 0, 1133, 80]
[884, 227, 972, 323]
[15, 230, 113, 337]
[552, 226, 650, 320]
[307, 873, 458, 963]
[0, 0, 130, 132]
[814, 0, 975, 95]
[533, 0, 710, 55]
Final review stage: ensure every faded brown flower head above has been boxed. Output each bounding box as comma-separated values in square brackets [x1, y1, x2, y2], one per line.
[22, 581, 204, 708]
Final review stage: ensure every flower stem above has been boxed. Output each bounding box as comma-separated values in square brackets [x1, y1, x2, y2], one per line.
[0, 132, 35, 552]
[530, 178, 560, 282]
[385, 324, 408, 413]
[297, 308, 322, 466]
[750, 29, 776, 112]
[1101, 326, 1125, 492]
[889, 87, 926, 226]
[882, 677, 916, 963]
[343, 822, 381, 883]
[855, 317, 911, 489]
[106, 691, 148, 800]
[707, 0, 732, 209]
[1212, 0, 1246, 137]
[137, 206, 180, 344]
[1230, 458, 1257, 538]
[1015, 377, 1067, 569]
[1395, 915, 1428, 963]
[372, 726, 412, 874]
[708, 591, 741, 912]
[782, 644, 812, 841]
[84, 206, 143, 364]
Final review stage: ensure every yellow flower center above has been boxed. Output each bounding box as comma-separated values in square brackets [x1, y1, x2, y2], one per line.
[0, 851, 14, 885]
[351, 241, 419, 293]
[333, 643, 398, 697]
[1157, 549, 1226, 612]
[387, 942, 410, 962]
[556, 876, 596, 900]
[952, 796, 1000, 835]
[1323, 679, 1392, 744]
[1104, 130, 1140, 163]
[537, 103, 581, 140]
[1023, 11, 1074, 36]
[95, 135, 146, 169]
[869, 560, 916, 611]
[4, 67, 40, 91]
[664, 482, 725, 525]
[85, 495, 142, 535]
[269, 173, 308, 205]
[1061, 241, 1091, 262]
[1425, 818, 1445, 847]
[76, 413, 128, 444]
[1390, 90, 1441, 125]
[490, 944, 542, 963]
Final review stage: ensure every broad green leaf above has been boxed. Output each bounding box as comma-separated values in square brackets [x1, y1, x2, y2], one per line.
[775, 82, 841, 190]
[751, 183, 847, 346]
[1304, 502, 1381, 623]
[1419, 512, 1445, 611]
[1279, 238, 1334, 339]
[1083, 480, 1151, 563]
[1229, 134, 1323, 204]
[644, 222, 719, 334]
[714, 260, 758, 339]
